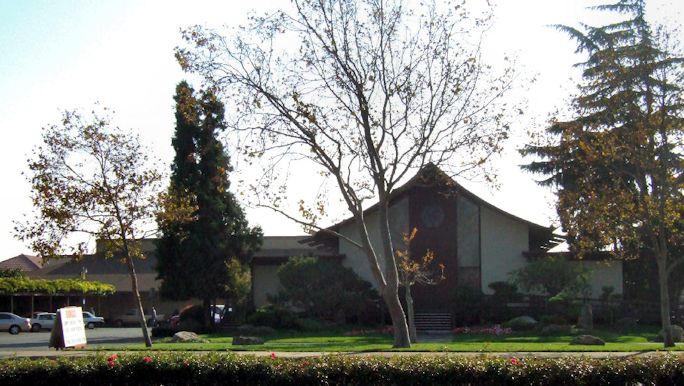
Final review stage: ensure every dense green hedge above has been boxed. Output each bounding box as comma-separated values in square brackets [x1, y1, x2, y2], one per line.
[0, 277, 115, 295]
[1, 353, 682, 385]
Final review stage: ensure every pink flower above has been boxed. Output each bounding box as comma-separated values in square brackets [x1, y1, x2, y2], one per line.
[108, 360, 116, 367]
[270, 352, 277, 360]
[143, 356, 153, 363]
[510, 357, 519, 365]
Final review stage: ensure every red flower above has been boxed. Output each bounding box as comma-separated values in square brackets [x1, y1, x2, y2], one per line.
[300, 360, 310, 368]
[270, 352, 277, 360]
[108, 360, 116, 368]
[107, 354, 118, 362]
[143, 356, 153, 363]
[510, 357, 519, 365]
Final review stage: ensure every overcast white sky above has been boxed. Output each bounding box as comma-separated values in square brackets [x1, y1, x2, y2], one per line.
[0, 0, 682, 260]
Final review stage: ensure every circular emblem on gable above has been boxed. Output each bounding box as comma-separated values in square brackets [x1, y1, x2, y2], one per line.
[420, 204, 444, 228]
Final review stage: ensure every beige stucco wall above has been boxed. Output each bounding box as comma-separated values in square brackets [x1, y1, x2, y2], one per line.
[479, 206, 529, 294]
[252, 264, 284, 307]
[260, 236, 308, 250]
[338, 197, 410, 288]
[479, 205, 624, 298]
[583, 260, 624, 297]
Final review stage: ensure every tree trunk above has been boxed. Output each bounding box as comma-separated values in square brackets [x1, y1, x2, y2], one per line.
[405, 285, 417, 343]
[383, 288, 411, 348]
[376, 199, 412, 348]
[125, 255, 152, 347]
[352, 204, 411, 348]
[657, 257, 674, 347]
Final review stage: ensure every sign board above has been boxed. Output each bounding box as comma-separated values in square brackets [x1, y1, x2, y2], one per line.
[49, 306, 87, 349]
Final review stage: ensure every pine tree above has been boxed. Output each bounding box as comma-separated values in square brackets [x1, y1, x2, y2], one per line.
[523, 0, 684, 347]
[157, 82, 263, 327]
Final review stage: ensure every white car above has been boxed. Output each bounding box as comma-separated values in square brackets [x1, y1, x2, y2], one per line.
[82, 311, 105, 329]
[30, 312, 56, 332]
[0, 312, 31, 334]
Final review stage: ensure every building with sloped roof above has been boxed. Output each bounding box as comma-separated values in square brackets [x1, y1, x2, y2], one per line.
[266, 164, 624, 317]
[3, 165, 625, 326]
[0, 254, 43, 272]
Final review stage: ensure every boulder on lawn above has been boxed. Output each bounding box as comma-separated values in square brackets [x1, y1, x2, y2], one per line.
[654, 325, 684, 343]
[232, 336, 265, 345]
[171, 331, 206, 343]
[570, 334, 605, 345]
[503, 316, 538, 331]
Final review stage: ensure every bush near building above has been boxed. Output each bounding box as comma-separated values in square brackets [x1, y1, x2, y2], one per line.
[269, 256, 383, 325]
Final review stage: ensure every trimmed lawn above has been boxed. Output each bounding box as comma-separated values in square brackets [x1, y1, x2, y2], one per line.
[90, 326, 684, 352]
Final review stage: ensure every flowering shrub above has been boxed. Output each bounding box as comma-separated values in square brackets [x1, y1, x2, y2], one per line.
[107, 354, 118, 367]
[451, 324, 513, 335]
[0, 353, 682, 385]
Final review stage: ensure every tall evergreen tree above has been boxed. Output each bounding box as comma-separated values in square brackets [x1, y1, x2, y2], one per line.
[157, 82, 262, 327]
[156, 82, 201, 302]
[523, 1, 683, 347]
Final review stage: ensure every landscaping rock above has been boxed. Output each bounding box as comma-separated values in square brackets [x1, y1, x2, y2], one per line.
[654, 325, 684, 343]
[232, 336, 265, 345]
[503, 316, 538, 331]
[237, 324, 277, 336]
[540, 324, 571, 335]
[171, 331, 206, 343]
[570, 334, 605, 345]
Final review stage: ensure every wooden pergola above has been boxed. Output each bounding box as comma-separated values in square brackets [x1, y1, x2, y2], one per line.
[2, 292, 107, 317]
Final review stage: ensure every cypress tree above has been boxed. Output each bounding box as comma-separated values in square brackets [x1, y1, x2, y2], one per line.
[157, 81, 201, 301]
[157, 82, 262, 326]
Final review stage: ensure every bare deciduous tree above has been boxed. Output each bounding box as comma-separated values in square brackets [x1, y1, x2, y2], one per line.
[177, 0, 517, 347]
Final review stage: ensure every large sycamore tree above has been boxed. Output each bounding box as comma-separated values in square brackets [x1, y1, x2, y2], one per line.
[17, 108, 162, 347]
[523, 0, 683, 347]
[177, 0, 516, 347]
[156, 82, 262, 328]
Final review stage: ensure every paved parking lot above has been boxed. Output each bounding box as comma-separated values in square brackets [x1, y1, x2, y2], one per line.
[0, 327, 146, 354]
